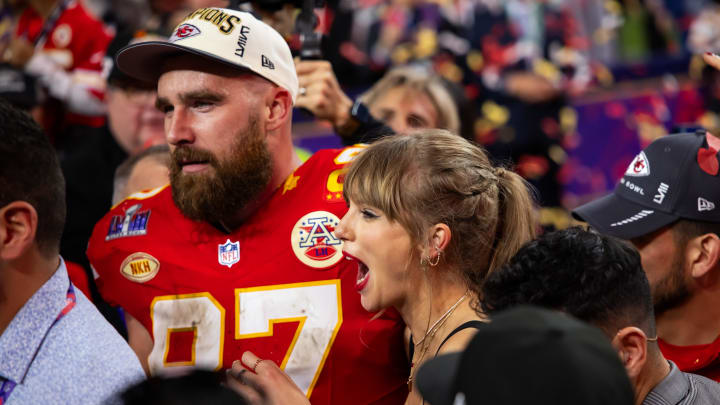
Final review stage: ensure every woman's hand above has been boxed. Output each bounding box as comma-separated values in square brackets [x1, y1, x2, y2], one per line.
[226, 351, 311, 405]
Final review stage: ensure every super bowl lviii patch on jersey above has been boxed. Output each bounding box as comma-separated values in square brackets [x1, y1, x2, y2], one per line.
[291, 211, 343, 269]
[106, 204, 150, 241]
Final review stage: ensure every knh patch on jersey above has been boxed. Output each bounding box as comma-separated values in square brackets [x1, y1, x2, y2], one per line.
[120, 252, 160, 283]
[625, 151, 650, 177]
[291, 211, 343, 269]
[218, 239, 240, 268]
[106, 204, 150, 241]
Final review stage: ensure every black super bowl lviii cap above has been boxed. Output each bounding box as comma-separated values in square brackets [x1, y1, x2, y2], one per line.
[572, 131, 720, 239]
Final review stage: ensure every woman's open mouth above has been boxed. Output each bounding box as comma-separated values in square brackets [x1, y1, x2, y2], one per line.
[344, 252, 370, 292]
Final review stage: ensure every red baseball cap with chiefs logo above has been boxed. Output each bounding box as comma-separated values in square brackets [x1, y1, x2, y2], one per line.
[573, 131, 720, 239]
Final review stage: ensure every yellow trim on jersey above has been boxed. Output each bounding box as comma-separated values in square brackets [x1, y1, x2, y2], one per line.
[162, 326, 197, 367]
[306, 279, 343, 398]
[326, 168, 347, 193]
[110, 183, 170, 210]
[150, 292, 226, 371]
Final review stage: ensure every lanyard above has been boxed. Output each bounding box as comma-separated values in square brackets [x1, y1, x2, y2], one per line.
[0, 283, 76, 404]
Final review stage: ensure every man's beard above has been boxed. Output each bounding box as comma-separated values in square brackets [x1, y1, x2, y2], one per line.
[652, 249, 691, 315]
[169, 116, 272, 225]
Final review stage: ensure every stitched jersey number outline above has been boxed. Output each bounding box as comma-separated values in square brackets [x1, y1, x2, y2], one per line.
[148, 280, 342, 397]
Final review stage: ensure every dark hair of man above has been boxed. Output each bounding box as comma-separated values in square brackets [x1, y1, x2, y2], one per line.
[0, 99, 65, 257]
[121, 369, 247, 405]
[481, 226, 656, 337]
[671, 219, 720, 248]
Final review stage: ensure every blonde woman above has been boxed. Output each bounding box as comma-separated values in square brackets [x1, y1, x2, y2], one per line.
[228, 130, 537, 405]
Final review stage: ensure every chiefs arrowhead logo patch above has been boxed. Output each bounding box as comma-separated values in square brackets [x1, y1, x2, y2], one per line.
[170, 24, 201, 42]
[625, 151, 650, 177]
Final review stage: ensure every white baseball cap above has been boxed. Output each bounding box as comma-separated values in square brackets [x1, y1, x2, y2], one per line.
[116, 8, 299, 103]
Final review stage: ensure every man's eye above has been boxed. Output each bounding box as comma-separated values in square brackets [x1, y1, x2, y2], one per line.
[193, 101, 212, 109]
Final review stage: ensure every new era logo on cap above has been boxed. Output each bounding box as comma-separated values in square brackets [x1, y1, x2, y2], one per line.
[699, 198, 715, 212]
[261, 55, 274, 70]
[170, 24, 201, 42]
[625, 151, 650, 177]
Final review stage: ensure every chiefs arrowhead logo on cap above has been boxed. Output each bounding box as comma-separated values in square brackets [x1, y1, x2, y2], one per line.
[170, 24, 201, 42]
[625, 151, 650, 177]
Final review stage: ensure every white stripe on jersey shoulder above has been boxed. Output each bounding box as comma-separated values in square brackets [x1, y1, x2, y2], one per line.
[333, 144, 367, 165]
[111, 184, 170, 210]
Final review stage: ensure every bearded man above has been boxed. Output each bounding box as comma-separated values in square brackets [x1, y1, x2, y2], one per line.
[86, 8, 408, 404]
[573, 131, 720, 382]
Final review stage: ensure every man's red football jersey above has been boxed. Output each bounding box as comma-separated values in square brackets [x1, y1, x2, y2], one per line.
[87, 147, 409, 404]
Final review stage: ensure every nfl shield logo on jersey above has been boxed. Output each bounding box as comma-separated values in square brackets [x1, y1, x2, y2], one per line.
[218, 239, 240, 268]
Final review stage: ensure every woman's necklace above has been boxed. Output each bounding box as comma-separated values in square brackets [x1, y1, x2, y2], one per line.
[407, 292, 468, 389]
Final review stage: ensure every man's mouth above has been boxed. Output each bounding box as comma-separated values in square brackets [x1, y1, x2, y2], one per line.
[179, 158, 211, 173]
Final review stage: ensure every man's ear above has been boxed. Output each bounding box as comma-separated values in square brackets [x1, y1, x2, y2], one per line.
[611, 326, 648, 381]
[0, 201, 38, 261]
[686, 233, 720, 282]
[265, 87, 292, 132]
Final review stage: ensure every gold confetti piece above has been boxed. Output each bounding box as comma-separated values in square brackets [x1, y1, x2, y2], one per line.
[438, 61, 463, 83]
[560, 107, 578, 133]
[533, 58, 561, 82]
[391, 44, 412, 65]
[592, 28, 614, 45]
[699, 112, 720, 133]
[604, 0, 622, 15]
[466, 51, 484, 72]
[474, 118, 497, 139]
[548, 145, 567, 165]
[539, 207, 575, 230]
[637, 118, 667, 144]
[689, 54, 706, 81]
[414, 28, 438, 59]
[482, 101, 510, 126]
[595, 63, 614, 86]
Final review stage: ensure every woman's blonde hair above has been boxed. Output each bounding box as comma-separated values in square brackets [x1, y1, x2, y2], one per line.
[359, 65, 460, 134]
[343, 129, 537, 300]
